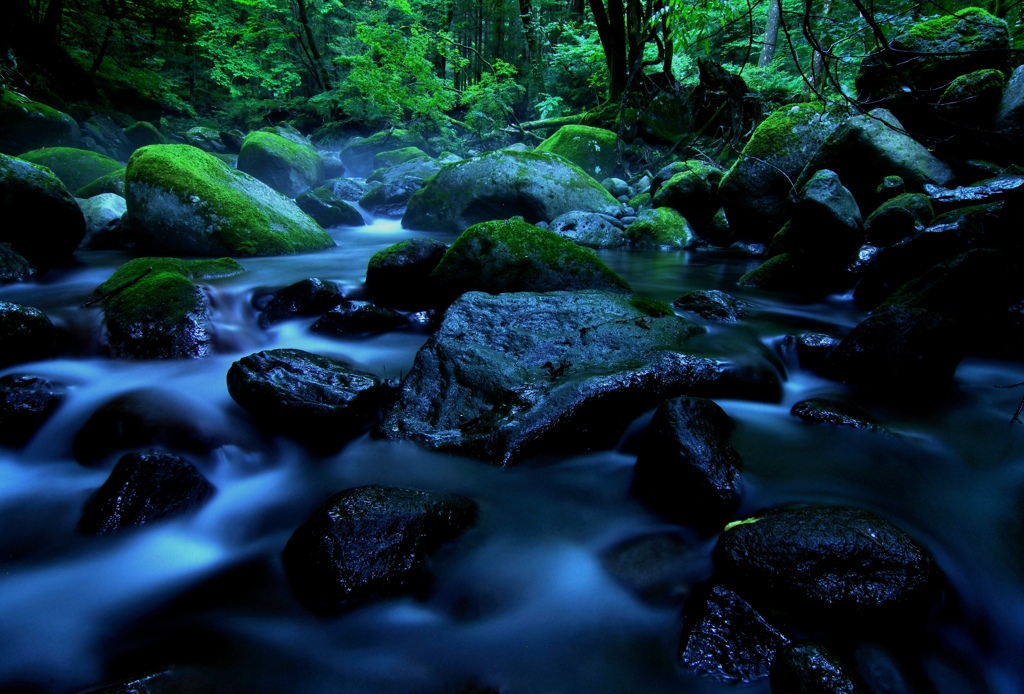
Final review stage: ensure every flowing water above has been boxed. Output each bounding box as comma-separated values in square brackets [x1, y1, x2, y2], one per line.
[1, 218, 1023, 693]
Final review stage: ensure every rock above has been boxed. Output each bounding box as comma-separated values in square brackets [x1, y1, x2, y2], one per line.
[719, 103, 844, 241]
[18, 147, 124, 194]
[652, 161, 723, 234]
[259, 278, 343, 328]
[599, 531, 701, 606]
[282, 484, 477, 612]
[97, 257, 244, 359]
[715, 505, 943, 624]
[0, 152, 86, 266]
[310, 301, 409, 338]
[737, 252, 853, 296]
[824, 306, 965, 393]
[994, 64, 1024, 144]
[295, 186, 365, 227]
[321, 176, 371, 201]
[924, 175, 1024, 209]
[359, 179, 424, 218]
[428, 219, 631, 305]
[632, 396, 744, 533]
[78, 193, 127, 249]
[0, 301, 56, 367]
[790, 398, 879, 430]
[80, 114, 133, 162]
[75, 168, 126, 197]
[0, 375, 68, 447]
[123, 121, 168, 150]
[219, 129, 246, 154]
[77, 451, 215, 535]
[72, 388, 226, 467]
[602, 177, 631, 198]
[876, 175, 906, 201]
[673, 289, 748, 322]
[789, 169, 864, 259]
[0, 91, 81, 155]
[373, 146, 428, 168]
[226, 348, 387, 448]
[124, 144, 334, 256]
[624, 207, 694, 249]
[936, 69, 1006, 128]
[793, 333, 840, 372]
[864, 193, 934, 247]
[237, 130, 322, 197]
[548, 211, 626, 248]
[678, 585, 790, 683]
[770, 642, 866, 694]
[365, 238, 448, 309]
[852, 642, 921, 694]
[377, 290, 781, 465]
[534, 125, 619, 179]
[0, 244, 34, 285]
[340, 129, 429, 177]
[402, 150, 622, 233]
[182, 126, 228, 154]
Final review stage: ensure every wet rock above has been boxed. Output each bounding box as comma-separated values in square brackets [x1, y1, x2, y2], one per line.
[227, 348, 387, 448]
[310, 301, 409, 338]
[715, 505, 943, 625]
[824, 306, 964, 393]
[77, 451, 215, 536]
[793, 332, 840, 372]
[0, 244, 34, 285]
[282, 484, 477, 613]
[652, 161, 723, 234]
[78, 193, 127, 249]
[925, 175, 1024, 210]
[624, 207, 693, 249]
[791, 398, 879, 430]
[0, 375, 68, 447]
[237, 130, 322, 197]
[295, 187, 365, 227]
[401, 149, 622, 233]
[0, 151, 86, 267]
[365, 238, 448, 309]
[602, 177, 631, 198]
[994, 63, 1024, 146]
[599, 531, 702, 606]
[80, 114, 133, 161]
[359, 178, 427, 218]
[678, 585, 790, 683]
[548, 211, 626, 249]
[632, 396, 743, 533]
[182, 126, 227, 154]
[936, 69, 1006, 129]
[534, 125, 619, 179]
[737, 252, 854, 297]
[0, 301, 56, 367]
[258, 277, 343, 328]
[864, 193, 934, 247]
[788, 169, 864, 258]
[770, 642, 866, 694]
[0, 91, 81, 155]
[378, 290, 781, 465]
[18, 146, 123, 195]
[321, 176, 371, 201]
[674, 289, 748, 322]
[76, 168, 126, 198]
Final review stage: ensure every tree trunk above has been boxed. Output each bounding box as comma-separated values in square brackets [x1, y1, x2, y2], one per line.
[90, 22, 113, 74]
[758, 0, 781, 67]
[810, 0, 832, 92]
[588, 0, 628, 101]
[294, 0, 331, 90]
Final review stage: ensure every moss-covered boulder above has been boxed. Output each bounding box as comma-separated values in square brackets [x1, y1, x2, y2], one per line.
[124, 144, 334, 256]
[340, 129, 428, 177]
[18, 147, 123, 197]
[428, 219, 631, 304]
[0, 301, 56, 367]
[295, 187, 365, 227]
[124, 121, 168, 150]
[534, 125, 619, 179]
[403, 150, 621, 233]
[237, 130, 322, 197]
[75, 168, 126, 197]
[365, 238, 448, 309]
[719, 103, 844, 241]
[937, 69, 1006, 127]
[625, 207, 694, 249]
[373, 146, 428, 169]
[97, 256, 244, 359]
[0, 152, 86, 266]
[738, 252, 853, 297]
[652, 161, 723, 234]
[0, 90, 81, 155]
[864, 193, 934, 246]
[182, 126, 228, 154]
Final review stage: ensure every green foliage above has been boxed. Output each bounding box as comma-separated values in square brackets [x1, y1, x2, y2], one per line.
[543, 21, 608, 110]
[460, 60, 524, 138]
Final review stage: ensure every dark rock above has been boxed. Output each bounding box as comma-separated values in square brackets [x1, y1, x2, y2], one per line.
[75, 169, 126, 198]
[80, 114, 133, 162]
[124, 121, 168, 150]
[321, 176, 370, 201]
[924, 175, 1024, 210]
[548, 210, 627, 249]
[678, 585, 790, 683]
[377, 290, 781, 465]
[226, 348, 386, 447]
[715, 505, 943, 625]
[652, 161, 723, 234]
[632, 396, 743, 533]
[852, 642, 921, 694]
[674, 289, 748, 322]
[864, 193, 934, 247]
[791, 398, 879, 430]
[794, 333, 840, 372]
[182, 126, 227, 154]
[770, 642, 866, 694]
[282, 484, 477, 613]
[0, 301, 56, 367]
[0, 375, 68, 447]
[0, 243, 35, 285]
[359, 178, 425, 218]
[994, 63, 1024, 147]
[824, 306, 965, 393]
[77, 451, 215, 535]
[295, 187, 365, 227]
[738, 252, 854, 296]
[789, 169, 864, 258]
[599, 531, 703, 606]
[0, 152, 86, 267]
[219, 129, 246, 154]
[310, 301, 409, 338]
[936, 69, 1006, 129]
[0, 91, 81, 155]
[875, 175, 906, 202]
[18, 146, 123, 195]
[259, 278, 344, 328]
[365, 238, 448, 309]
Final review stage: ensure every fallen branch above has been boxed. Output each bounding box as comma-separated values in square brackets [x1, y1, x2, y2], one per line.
[995, 380, 1024, 423]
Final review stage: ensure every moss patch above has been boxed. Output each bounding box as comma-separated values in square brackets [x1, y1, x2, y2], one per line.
[535, 125, 619, 179]
[374, 147, 428, 169]
[629, 296, 675, 317]
[76, 169, 126, 197]
[18, 147, 123, 194]
[625, 207, 693, 248]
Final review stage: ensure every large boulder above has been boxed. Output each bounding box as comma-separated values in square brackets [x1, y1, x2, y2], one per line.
[237, 130, 323, 197]
[377, 290, 780, 465]
[18, 147, 124, 195]
[295, 187, 365, 227]
[534, 125, 619, 179]
[652, 161, 723, 236]
[361, 155, 444, 219]
[0, 244, 34, 285]
[401, 150, 621, 233]
[282, 485, 477, 613]
[97, 257, 244, 359]
[0, 90, 81, 155]
[0, 152, 86, 266]
[365, 238, 448, 309]
[339, 129, 428, 177]
[124, 144, 334, 256]
[0, 301, 56, 367]
[78, 193, 127, 249]
[123, 121, 168, 150]
[625, 207, 693, 249]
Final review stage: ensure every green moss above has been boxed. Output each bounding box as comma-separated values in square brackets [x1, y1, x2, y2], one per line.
[98, 256, 244, 294]
[906, 7, 1002, 44]
[18, 147, 123, 194]
[534, 125, 619, 178]
[75, 169, 126, 197]
[938, 68, 1006, 107]
[628, 192, 651, 210]
[368, 240, 414, 270]
[629, 296, 674, 317]
[625, 207, 692, 248]
[741, 102, 829, 161]
[374, 147, 428, 169]
[241, 131, 318, 172]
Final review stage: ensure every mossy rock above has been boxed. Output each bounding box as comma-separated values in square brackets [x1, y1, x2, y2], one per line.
[534, 125, 620, 179]
[18, 147, 124, 195]
[429, 219, 631, 304]
[0, 152, 86, 267]
[402, 149, 621, 233]
[124, 121, 168, 150]
[374, 147, 428, 169]
[737, 252, 853, 296]
[76, 168, 126, 197]
[652, 162, 723, 232]
[125, 144, 334, 257]
[864, 193, 934, 246]
[182, 126, 228, 154]
[295, 187, 365, 227]
[237, 130, 322, 197]
[98, 257, 245, 359]
[0, 91, 80, 155]
[937, 69, 1006, 125]
[340, 130, 428, 177]
[625, 207, 694, 249]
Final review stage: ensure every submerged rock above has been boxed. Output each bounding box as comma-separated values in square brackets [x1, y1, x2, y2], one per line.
[258, 277, 343, 328]
[791, 398, 879, 430]
[282, 484, 477, 613]
[673, 289, 748, 322]
[599, 531, 701, 606]
[0, 375, 68, 447]
[77, 451, 215, 535]
[310, 301, 409, 338]
[378, 290, 780, 465]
